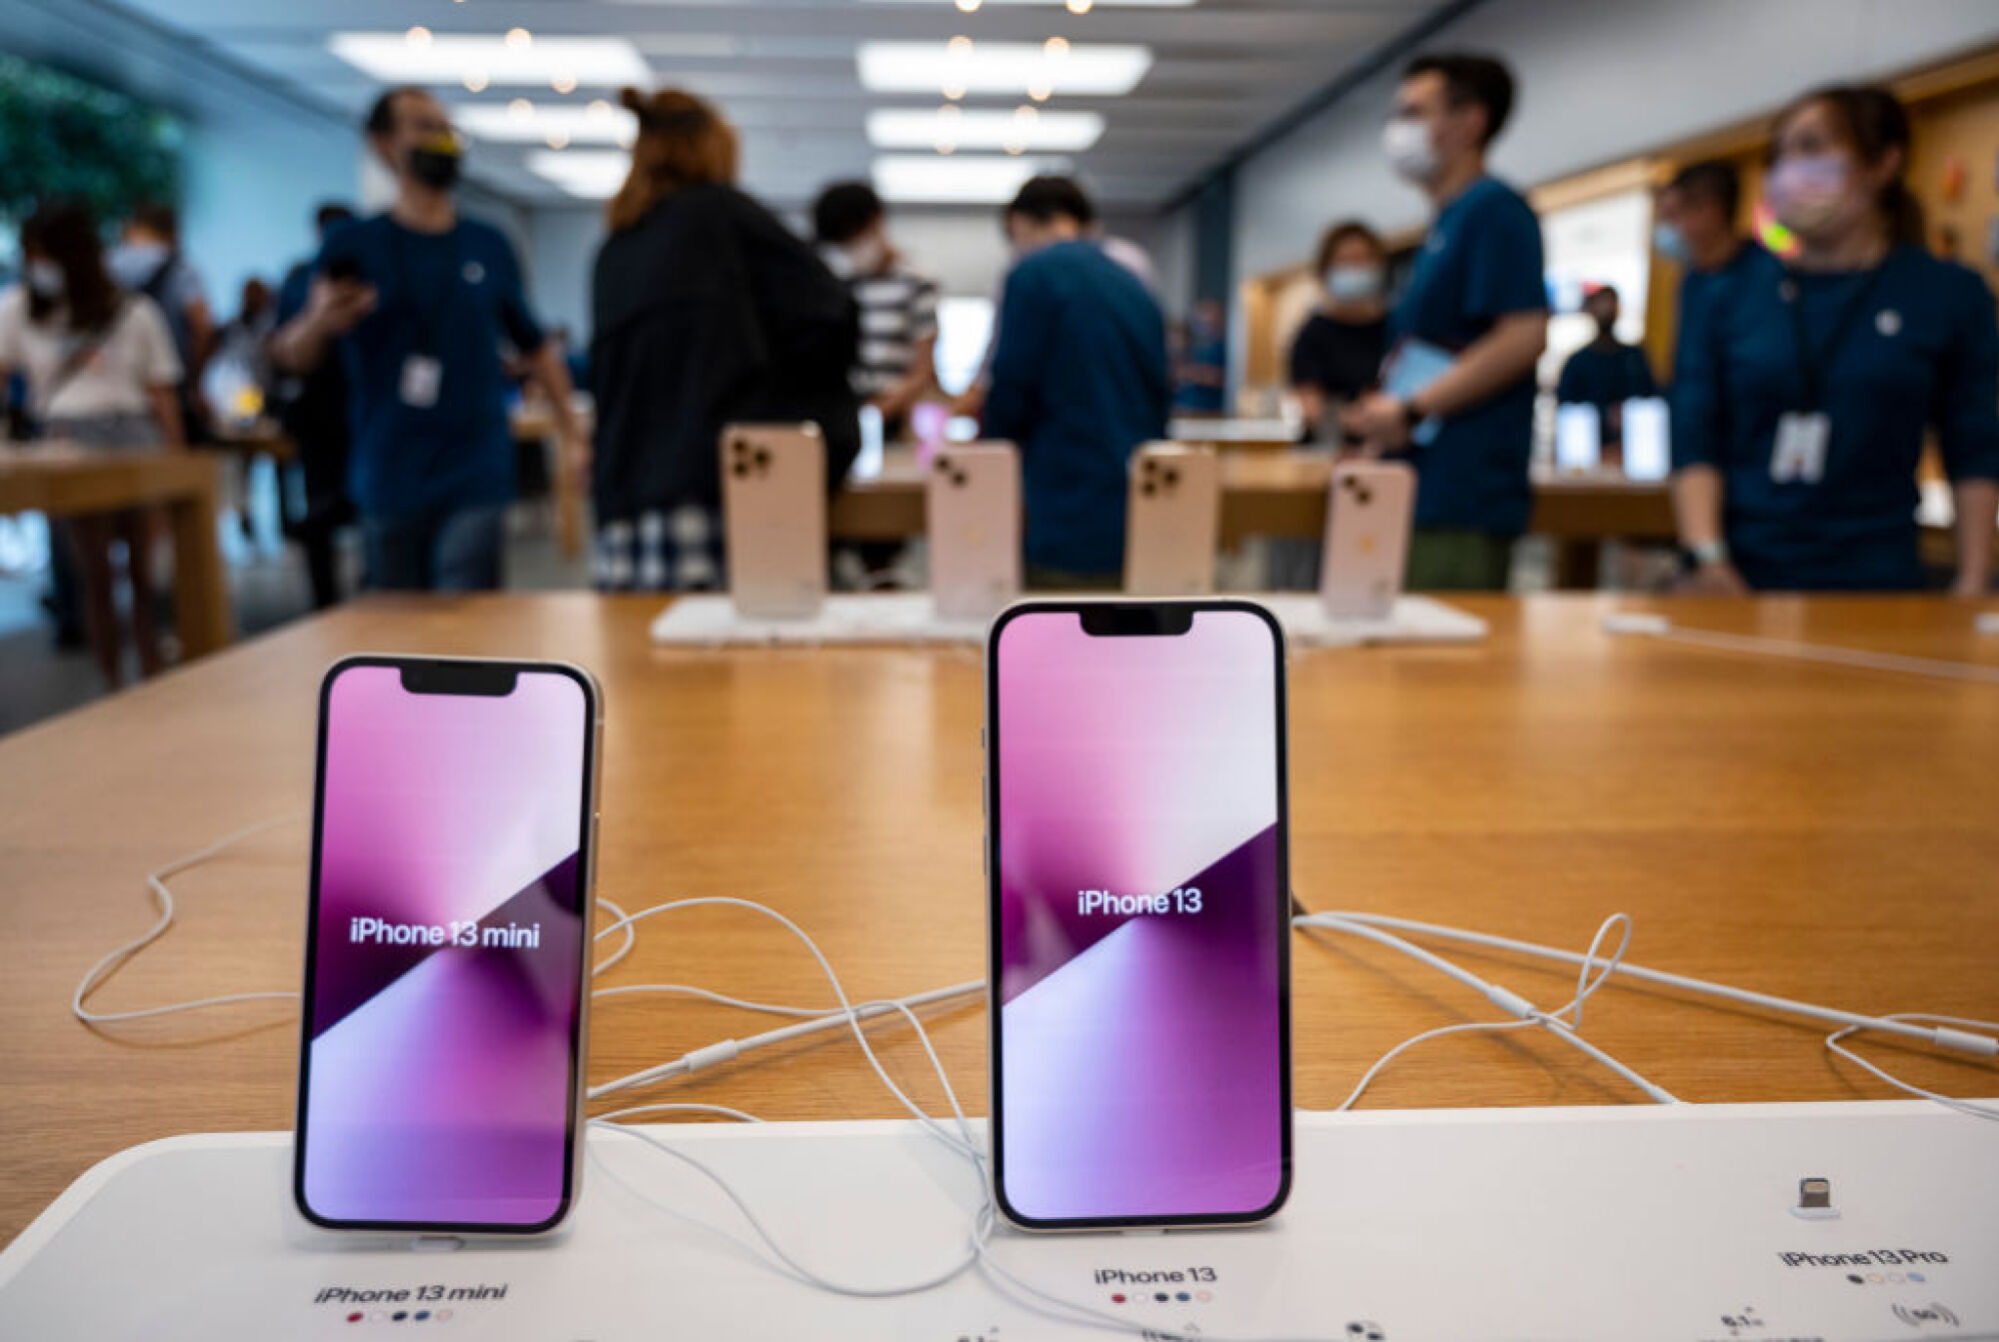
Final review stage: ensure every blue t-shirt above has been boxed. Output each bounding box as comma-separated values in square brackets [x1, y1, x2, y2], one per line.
[317, 215, 544, 519]
[984, 240, 1170, 576]
[1556, 340, 1656, 408]
[1669, 243, 1779, 390]
[1173, 337, 1227, 413]
[1672, 245, 1999, 591]
[1389, 175, 1547, 535]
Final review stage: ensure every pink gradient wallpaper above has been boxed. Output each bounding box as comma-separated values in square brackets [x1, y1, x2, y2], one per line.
[993, 607, 1287, 1223]
[298, 664, 590, 1228]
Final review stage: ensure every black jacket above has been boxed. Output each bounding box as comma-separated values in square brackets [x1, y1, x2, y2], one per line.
[589, 183, 860, 522]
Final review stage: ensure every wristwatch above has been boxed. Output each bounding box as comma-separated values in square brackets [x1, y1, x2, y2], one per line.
[1685, 538, 1730, 568]
[1399, 397, 1426, 431]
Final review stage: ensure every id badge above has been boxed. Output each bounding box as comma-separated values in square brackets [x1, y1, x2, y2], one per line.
[399, 354, 443, 409]
[1771, 410, 1829, 484]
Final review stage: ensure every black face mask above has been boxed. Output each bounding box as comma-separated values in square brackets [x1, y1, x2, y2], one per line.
[408, 145, 462, 191]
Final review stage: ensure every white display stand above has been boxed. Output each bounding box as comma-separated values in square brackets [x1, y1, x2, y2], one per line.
[650, 593, 1486, 650]
[3, 1102, 1993, 1340]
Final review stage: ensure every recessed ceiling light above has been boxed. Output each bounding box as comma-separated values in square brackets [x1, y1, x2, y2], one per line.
[1044, 36, 1069, 59]
[858, 40, 1150, 96]
[869, 107, 1102, 152]
[551, 70, 577, 94]
[458, 101, 638, 146]
[547, 130, 570, 149]
[956, 0, 982, 11]
[406, 26, 432, 47]
[1067, 0, 1094, 13]
[505, 27, 532, 49]
[1027, 79, 1052, 102]
[526, 149, 631, 198]
[463, 70, 489, 92]
[329, 32, 650, 87]
[871, 153, 1064, 205]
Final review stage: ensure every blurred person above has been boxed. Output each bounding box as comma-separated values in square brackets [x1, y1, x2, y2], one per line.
[984, 176, 1170, 589]
[1343, 53, 1548, 591]
[109, 202, 214, 443]
[271, 88, 585, 592]
[1289, 220, 1391, 438]
[957, 179, 1156, 422]
[270, 203, 356, 608]
[1555, 284, 1656, 454]
[1655, 159, 1776, 391]
[0, 200, 184, 685]
[1172, 299, 1228, 416]
[1672, 86, 1997, 595]
[589, 88, 859, 592]
[209, 276, 276, 413]
[812, 181, 939, 436]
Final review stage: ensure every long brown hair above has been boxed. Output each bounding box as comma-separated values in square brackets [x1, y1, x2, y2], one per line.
[22, 199, 120, 335]
[1772, 85, 1924, 247]
[606, 88, 738, 233]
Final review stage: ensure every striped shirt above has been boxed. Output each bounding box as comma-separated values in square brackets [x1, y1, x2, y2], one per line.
[847, 263, 939, 400]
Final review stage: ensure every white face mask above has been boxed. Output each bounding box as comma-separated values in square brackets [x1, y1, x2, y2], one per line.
[1325, 264, 1385, 304]
[25, 259, 64, 299]
[844, 235, 888, 277]
[1383, 115, 1439, 183]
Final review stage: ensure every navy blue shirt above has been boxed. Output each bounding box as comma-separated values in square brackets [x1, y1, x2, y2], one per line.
[1556, 340, 1656, 408]
[1669, 242, 1779, 389]
[1390, 175, 1547, 535]
[317, 215, 543, 519]
[1672, 245, 1999, 591]
[985, 240, 1170, 575]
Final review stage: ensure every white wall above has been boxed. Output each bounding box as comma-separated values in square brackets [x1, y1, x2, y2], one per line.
[179, 115, 359, 310]
[1231, 0, 1999, 284]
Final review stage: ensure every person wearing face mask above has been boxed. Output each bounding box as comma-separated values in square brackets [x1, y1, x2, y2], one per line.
[108, 203, 214, 444]
[1289, 220, 1391, 441]
[1653, 160, 1777, 398]
[1555, 285, 1656, 459]
[1670, 86, 1998, 595]
[983, 175, 1170, 588]
[271, 87, 585, 592]
[1343, 53, 1548, 592]
[811, 182, 939, 439]
[0, 200, 185, 686]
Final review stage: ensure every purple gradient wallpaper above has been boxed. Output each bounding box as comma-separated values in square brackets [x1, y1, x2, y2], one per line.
[994, 608, 1287, 1224]
[299, 665, 590, 1228]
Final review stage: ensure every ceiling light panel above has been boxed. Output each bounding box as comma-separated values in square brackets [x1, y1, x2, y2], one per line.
[868, 108, 1103, 152]
[526, 149, 632, 198]
[456, 102, 637, 145]
[871, 154, 1066, 205]
[329, 33, 652, 87]
[857, 41, 1151, 96]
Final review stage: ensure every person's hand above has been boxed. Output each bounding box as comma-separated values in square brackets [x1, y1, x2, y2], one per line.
[1949, 568, 1990, 598]
[306, 277, 377, 338]
[1677, 560, 1750, 597]
[1340, 391, 1412, 452]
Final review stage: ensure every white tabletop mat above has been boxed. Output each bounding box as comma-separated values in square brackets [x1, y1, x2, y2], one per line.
[651, 592, 1486, 649]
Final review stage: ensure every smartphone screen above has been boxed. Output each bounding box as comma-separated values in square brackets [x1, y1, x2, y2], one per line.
[295, 658, 597, 1233]
[987, 602, 1291, 1229]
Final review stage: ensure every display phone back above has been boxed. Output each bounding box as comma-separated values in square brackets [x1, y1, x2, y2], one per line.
[928, 443, 1021, 623]
[986, 600, 1292, 1230]
[721, 423, 826, 619]
[1320, 460, 1415, 621]
[1124, 444, 1220, 596]
[295, 656, 600, 1235]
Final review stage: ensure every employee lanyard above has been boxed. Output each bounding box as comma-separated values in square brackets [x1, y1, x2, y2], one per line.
[388, 225, 461, 357]
[1780, 256, 1890, 413]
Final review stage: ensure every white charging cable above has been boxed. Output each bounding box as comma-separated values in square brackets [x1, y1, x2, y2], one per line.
[1602, 611, 1999, 684]
[1309, 910, 1999, 1121]
[1295, 911, 1680, 1107]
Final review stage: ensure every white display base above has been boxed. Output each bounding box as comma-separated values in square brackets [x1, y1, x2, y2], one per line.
[650, 593, 1485, 649]
[3, 1102, 1994, 1340]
